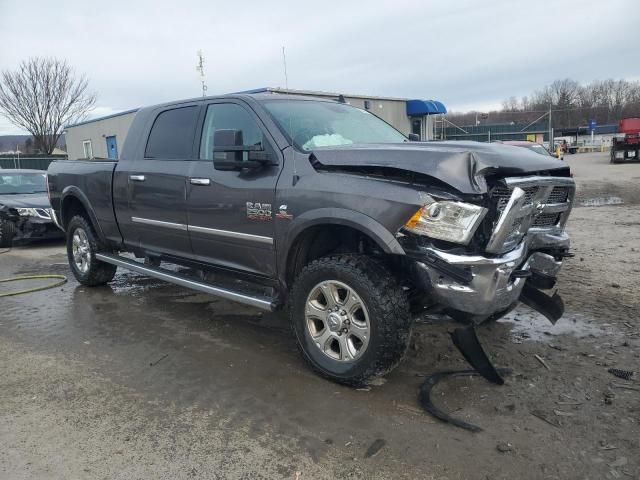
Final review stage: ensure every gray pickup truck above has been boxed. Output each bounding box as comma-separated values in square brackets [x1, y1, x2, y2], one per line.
[47, 94, 575, 385]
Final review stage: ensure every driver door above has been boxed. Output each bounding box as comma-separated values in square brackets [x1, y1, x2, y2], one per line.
[186, 101, 282, 277]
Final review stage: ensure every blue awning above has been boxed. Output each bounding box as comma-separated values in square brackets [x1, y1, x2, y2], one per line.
[406, 99, 447, 116]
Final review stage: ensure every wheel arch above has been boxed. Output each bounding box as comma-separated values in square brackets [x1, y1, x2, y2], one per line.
[60, 186, 107, 243]
[279, 208, 405, 287]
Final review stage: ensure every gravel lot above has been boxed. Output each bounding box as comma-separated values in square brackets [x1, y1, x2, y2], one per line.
[1, 152, 638, 479]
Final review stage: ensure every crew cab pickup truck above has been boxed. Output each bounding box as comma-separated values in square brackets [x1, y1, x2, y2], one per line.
[47, 94, 575, 386]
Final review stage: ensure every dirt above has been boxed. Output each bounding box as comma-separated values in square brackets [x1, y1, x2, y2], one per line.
[1, 152, 639, 479]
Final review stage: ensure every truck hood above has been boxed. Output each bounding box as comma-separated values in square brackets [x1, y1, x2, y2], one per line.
[0, 192, 50, 209]
[310, 141, 570, 194]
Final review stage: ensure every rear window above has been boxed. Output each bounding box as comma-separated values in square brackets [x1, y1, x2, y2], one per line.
[145, 106, 198, 159]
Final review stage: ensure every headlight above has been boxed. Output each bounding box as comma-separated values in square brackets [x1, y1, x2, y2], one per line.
[404, 199, 487, 245]
[16, 208, 39, 217]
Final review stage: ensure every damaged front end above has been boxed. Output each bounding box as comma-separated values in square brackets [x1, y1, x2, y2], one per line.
[0, 205, 63, 243]
[400, 175, 576, 324]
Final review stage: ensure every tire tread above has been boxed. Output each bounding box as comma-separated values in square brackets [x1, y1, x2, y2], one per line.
[289, 254, 411, 387]
[67, 215, 116, 286]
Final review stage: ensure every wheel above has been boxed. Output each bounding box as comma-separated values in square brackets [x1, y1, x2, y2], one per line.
[289, 255, 412, 387]
[66, 215, 117, 286]
[0, 219, 16, 248]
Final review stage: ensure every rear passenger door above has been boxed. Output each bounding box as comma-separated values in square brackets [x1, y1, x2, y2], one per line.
[125, 104, 200, 257]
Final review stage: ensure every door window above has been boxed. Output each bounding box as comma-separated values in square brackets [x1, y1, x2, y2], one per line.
[411, 118, 422, 136]
[145, 106, 199, 159]
[199, 103, 264, 160]
[82, 140, 93, 159]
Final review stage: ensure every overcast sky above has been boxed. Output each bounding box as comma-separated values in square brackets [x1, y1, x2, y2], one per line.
[0, 0, 638, 135]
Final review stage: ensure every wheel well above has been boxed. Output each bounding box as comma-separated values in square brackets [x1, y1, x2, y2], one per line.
[286, 225, 383, 285]
[61, 196, 89, 230]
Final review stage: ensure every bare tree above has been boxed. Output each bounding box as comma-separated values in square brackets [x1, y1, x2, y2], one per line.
[0, 58, 96, 154]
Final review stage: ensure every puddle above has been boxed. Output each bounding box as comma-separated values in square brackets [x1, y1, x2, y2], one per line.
[579, 196, 624, 207]
[109, 271, 166, 295]
[499, 306, 615, 343]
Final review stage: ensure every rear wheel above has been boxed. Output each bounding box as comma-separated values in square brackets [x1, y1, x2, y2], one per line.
[289, 255, 411, 387]
[0, 219, 16, 248]
[66, 215, 117, 286]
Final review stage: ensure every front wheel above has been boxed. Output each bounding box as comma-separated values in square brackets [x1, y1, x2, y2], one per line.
[66, 215, 117, 286]
[289, 255, 412, 387]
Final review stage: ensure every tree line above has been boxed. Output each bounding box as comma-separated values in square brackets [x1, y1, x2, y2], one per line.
[447, 78, 640, 129]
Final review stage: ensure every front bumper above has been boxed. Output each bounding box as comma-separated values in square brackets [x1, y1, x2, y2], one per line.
[411, 230, 568, 318]
[15, 216, 64, 242]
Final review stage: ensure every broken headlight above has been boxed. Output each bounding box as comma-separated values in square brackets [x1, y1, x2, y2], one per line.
[404, 199, 487, 245]
[16, 208, 39, 217]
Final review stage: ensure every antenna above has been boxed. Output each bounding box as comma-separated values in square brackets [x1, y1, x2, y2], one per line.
[196, 50, 207, 97]
[282, 46, 298, 185]
[282, 46, 289, 92]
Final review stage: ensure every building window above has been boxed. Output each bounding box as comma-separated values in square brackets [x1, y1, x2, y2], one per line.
[82, 140, 93, 159]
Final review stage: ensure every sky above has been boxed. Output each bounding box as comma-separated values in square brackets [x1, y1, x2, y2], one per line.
[0, 0, 638, 135]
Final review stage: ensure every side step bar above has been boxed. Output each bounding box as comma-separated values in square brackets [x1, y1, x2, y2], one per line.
[95, 253, 276, 311]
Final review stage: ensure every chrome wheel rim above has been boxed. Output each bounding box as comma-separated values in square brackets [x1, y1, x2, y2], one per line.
[305, 280, 370, 362]
[72, 228, 91, 274]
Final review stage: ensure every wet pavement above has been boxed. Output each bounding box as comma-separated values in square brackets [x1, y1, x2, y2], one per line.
[1, 153, 639, 479]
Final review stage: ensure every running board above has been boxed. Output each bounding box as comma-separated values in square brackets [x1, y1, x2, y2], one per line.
[95, 253, 276, 311]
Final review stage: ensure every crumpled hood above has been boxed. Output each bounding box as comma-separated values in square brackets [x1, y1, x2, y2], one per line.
[0, 193, 50, 209]
[310, 141, 570, 194]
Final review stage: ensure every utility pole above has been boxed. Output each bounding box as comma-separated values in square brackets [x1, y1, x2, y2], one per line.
[548, 104, 552, 150]
[196, 50, 207, 97]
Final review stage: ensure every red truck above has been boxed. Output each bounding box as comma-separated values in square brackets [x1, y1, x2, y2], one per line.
[611, 117, 640, 163]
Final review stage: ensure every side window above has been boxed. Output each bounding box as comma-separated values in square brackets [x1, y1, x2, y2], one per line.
[145, 106, 198, 159]
[199, 103, 264, 160]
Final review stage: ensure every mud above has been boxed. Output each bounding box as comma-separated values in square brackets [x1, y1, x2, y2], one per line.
[1, 152, 639, 479]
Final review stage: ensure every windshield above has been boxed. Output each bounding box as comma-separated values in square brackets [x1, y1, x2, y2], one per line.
[262, 100, 408, 151]
[525, 144, 552, 156]
[0, 172, 47, 194]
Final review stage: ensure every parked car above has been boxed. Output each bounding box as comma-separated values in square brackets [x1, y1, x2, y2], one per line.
[499, 140, 564, 159]
[0, 169, 64, 247]
[47, 94, 575, 386]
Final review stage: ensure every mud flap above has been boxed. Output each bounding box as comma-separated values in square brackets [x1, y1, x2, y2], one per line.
[519, 284, 564, 325]
[450, 325, 505, 385]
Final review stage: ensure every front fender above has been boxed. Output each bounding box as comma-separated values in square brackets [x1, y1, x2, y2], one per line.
[277, 207, 405, 285]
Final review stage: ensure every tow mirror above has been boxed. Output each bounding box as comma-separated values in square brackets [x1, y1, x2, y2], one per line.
[212, 129, 276, 171]
[408, 133, 420, 141]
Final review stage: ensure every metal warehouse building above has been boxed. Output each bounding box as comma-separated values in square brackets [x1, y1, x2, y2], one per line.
[64, 88, 446, 160]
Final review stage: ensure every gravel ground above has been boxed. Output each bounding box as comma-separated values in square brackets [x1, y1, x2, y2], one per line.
[0, 152, 638, 479]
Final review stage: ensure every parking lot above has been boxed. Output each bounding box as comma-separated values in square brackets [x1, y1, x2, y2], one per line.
[1, 152, 639, 479]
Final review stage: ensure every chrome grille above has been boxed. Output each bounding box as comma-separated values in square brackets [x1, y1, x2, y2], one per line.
[486, 176, 576, 254]
[533, 212, 560, 227]
[548, 186, 570, 204]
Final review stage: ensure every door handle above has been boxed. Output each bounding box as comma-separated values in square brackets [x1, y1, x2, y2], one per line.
[189, 178, 211, 186]
[129, 174, 146, 182]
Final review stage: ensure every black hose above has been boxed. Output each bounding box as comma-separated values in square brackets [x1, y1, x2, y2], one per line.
[418, 368, 512, 432]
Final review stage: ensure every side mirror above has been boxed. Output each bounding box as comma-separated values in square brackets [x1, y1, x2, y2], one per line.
[408, 133, 420, 141]
[212, 129, 276, 171]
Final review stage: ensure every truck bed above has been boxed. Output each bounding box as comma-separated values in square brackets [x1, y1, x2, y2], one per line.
[47, 159, 121, 243]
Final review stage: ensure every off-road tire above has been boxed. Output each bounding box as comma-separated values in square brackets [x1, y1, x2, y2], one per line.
[0, 219, 16, 248]
[66, 215, 117, 286]
[289, 255, 412, 387]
